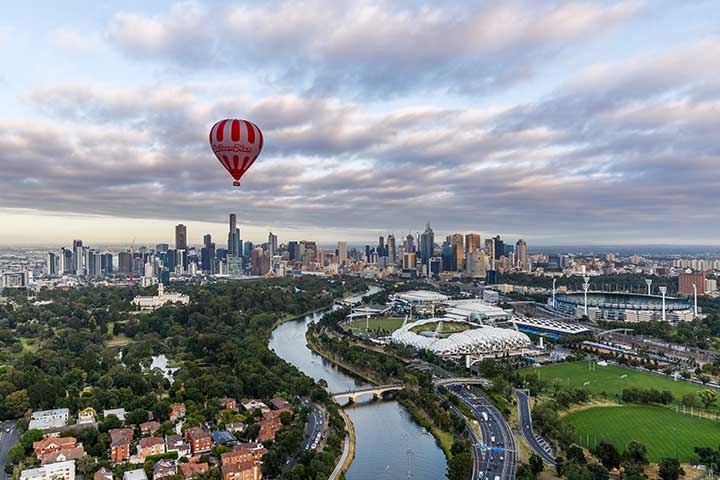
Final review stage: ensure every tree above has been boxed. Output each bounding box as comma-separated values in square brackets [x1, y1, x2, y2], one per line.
[3, 390, 30, 419]
[682, 392, 697, 408]
[699, 389, 717, 409]
[447, 452, 472, 480]
[6, 444, 25, 464]
[529, 453, 544, 475]
[20, 429, 44, 450]
[658, 458, 684, 480]
[622, 462, 647, 480]
[624, 441, 648, 465]
[593, 442, 621, 470]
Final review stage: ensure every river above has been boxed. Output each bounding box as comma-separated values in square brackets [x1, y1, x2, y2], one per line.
[269, 287, 447, 479]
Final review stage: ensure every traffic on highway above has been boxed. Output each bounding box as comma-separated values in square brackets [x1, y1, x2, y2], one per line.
[447, 384, 516, 480]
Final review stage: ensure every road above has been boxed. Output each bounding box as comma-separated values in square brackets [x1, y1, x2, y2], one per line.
[447, 384, 516, 480]
[514, 389, 557, 467]
[280, 400, 326, 477]
[0, 420, 18, 480]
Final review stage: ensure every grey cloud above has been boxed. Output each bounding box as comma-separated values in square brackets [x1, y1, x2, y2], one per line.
[105, 0, 642, 98]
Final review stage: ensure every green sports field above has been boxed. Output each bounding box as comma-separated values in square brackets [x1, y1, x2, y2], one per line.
[565, 405, 720, 462]
[522, 361, 705, 400]
[346, 317, 406, 333]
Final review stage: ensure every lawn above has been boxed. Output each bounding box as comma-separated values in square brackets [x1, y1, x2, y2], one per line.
[565, 405, 720, 462]
[521, 361, 705, 401]
[346, 317, 406, 333]
[409, 321, 470, 336]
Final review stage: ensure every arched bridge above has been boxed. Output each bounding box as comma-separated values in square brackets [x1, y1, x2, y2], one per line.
[330, 384, 406, 402]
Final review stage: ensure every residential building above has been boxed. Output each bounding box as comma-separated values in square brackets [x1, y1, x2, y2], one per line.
[219, 398, 237, 411]
[20, 460, 75, 480]
[123, 470, 148, 480]
[103, 408, 127, 422]
[29, 409, 69, 430]
[169, 403, 186, 423]
[165, 435, 190, 458]
[93, 467, 113, 480]
[185, 427, 212, 454]
[241, 400, 269, 413]
[33, 437, 84, 464]
[225, 423, 246, 434]
[140, 421, 161, 436]
[77, 408, 96, 425]
[179, 463, 208, 480]
[269, 398, 292, 413]
[221, 462, 262, 480]
[152, 460, 177, 480]
[137, 437, 165, 459]
[679, 271, 706, 296]
[220, 443, 267, 466]
[109, 428, 134, 463]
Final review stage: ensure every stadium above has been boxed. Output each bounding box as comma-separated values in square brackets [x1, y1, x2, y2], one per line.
[552, 292, 694, 322]
[390, 318, 532, 359]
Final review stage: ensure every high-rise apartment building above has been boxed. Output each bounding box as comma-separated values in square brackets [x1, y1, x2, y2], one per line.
[387, 235, 397, 263]
[448, 234, 464, 270]
[679, 271, 706, 296]
[402, 252, 417, 270]
[175, 225, 187, 250]
[465, 234, 481, 256]
[47, 252, 58, 276]
[515, 239, 528, 272]
[72, 240, 83, 275]
[337, 241, 347, 264]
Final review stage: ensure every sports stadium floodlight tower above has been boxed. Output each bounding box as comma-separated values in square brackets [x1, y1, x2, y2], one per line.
[583, 276, 590, 316]
[552, 278, 557, 308]
[645, 279, 653, 295]
[693, 283, 698, 318]
[659, 286, 668, 322]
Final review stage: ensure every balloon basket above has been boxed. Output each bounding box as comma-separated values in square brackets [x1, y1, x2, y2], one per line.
[232, 181, 241, 187]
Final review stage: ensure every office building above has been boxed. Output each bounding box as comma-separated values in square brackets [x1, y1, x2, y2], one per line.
[175, 225, 187, 251]
[448, 233, 464, 270]
[47, 252, 58, 276]
[118, 251, 132, 274]
[441, 242, 456, 272]
[402, 252, 417, 270]
[101, 253, 113, 275]
[492, 236, 504, 260]
[268, 232, 278, 256]
[387, 235, 397, 263]
[420, 223, 434, 266]
[465, 233, 481, 256]
[72, 240, 83, 275]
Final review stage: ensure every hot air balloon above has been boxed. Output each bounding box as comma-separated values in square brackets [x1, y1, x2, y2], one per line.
[209, 119, 264, 186]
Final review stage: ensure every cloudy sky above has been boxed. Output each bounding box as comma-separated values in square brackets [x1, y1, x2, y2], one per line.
[1, 1, 719, 247]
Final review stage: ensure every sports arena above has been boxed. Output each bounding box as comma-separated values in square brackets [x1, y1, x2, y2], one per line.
[390, 318, 532, 359]
[552, 292, 694, 322]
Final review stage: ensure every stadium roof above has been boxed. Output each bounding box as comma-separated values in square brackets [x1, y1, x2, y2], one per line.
[394, 290, 449, 303]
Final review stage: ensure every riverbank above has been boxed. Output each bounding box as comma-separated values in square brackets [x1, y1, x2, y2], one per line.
[337, 409, 356, 478]
[272, 287, 370, 329]
[305, 327, 386, 385]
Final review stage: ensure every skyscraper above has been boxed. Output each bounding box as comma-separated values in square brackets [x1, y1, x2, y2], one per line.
[268, 232, 278, 256]
[72, 240, 84, 276]
[175, 224, 187, 250]
[227, 214, 241, 256]
[406, 234, 416, 252]
[493, 235, 504, 260]
[378, 236, 386, 258]
[441, 242, 457, 272]
[465, 233, 481, 255]
[338, 241, 347, 264]
[515, 239, 528, 271]
[420, 222, 434, 266]
[448, 234, 464, 270]
[201, 234, 216, 274]
[118, 251, 132, 274]
[47, 252, 58, 276]
[288, 241, 298, 261]
[387, 235, 397, 263]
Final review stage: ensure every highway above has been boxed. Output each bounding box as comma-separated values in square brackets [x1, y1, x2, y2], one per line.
[447, 384, 516, 480]
[514, 389, 557, 467]
[0, 420, 18, 480]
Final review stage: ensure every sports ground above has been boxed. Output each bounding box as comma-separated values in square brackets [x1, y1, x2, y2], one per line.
[522, 361, 705, 400]
[346, 317, 406, 333]
[565, 405, 720, 462]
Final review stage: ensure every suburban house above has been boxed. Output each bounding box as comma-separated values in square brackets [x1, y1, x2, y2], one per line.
[137, 437, 165, 459]
[109, 428, 134, 463]
[152, 459, 177, 480]
[221, 461, 262, 480]
[93, 467, 113, 480]
[165, 435, 190, 458]
[140, 421, 161, 436]
[179, 463, 208, 480]
[20, 460, 75, 480]
[225, 423, 246, 434]
[269, 398, 293, 413]
[219, 398, 237, 411]
[32, 437, 80, 460]
[258, 411, 283, 442]
[169, 404, 186, 423]
[123, 469, 148, 480]
[103, 408, 127, 422]
[29, 409, 70, 431]
[240, 400, 268, 414]
[185, 427, 212, 454]
[77, 408, 96, 425]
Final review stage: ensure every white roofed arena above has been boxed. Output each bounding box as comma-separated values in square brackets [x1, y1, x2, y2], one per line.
[391, 318, 531, 360]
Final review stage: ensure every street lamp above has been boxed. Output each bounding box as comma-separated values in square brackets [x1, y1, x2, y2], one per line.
[645, 279, 652, 296]
[583, 276, 590, 317]
[659, 286, 667, 322]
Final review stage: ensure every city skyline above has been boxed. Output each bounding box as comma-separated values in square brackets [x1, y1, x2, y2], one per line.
[2, 2, 720, 245]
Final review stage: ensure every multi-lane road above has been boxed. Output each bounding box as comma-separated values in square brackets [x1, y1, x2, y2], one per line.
[280, 400, 326, 477]
[447, 384, 516, 480]
[0, 421, 18, 480]
[515, 389, 557, 467]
